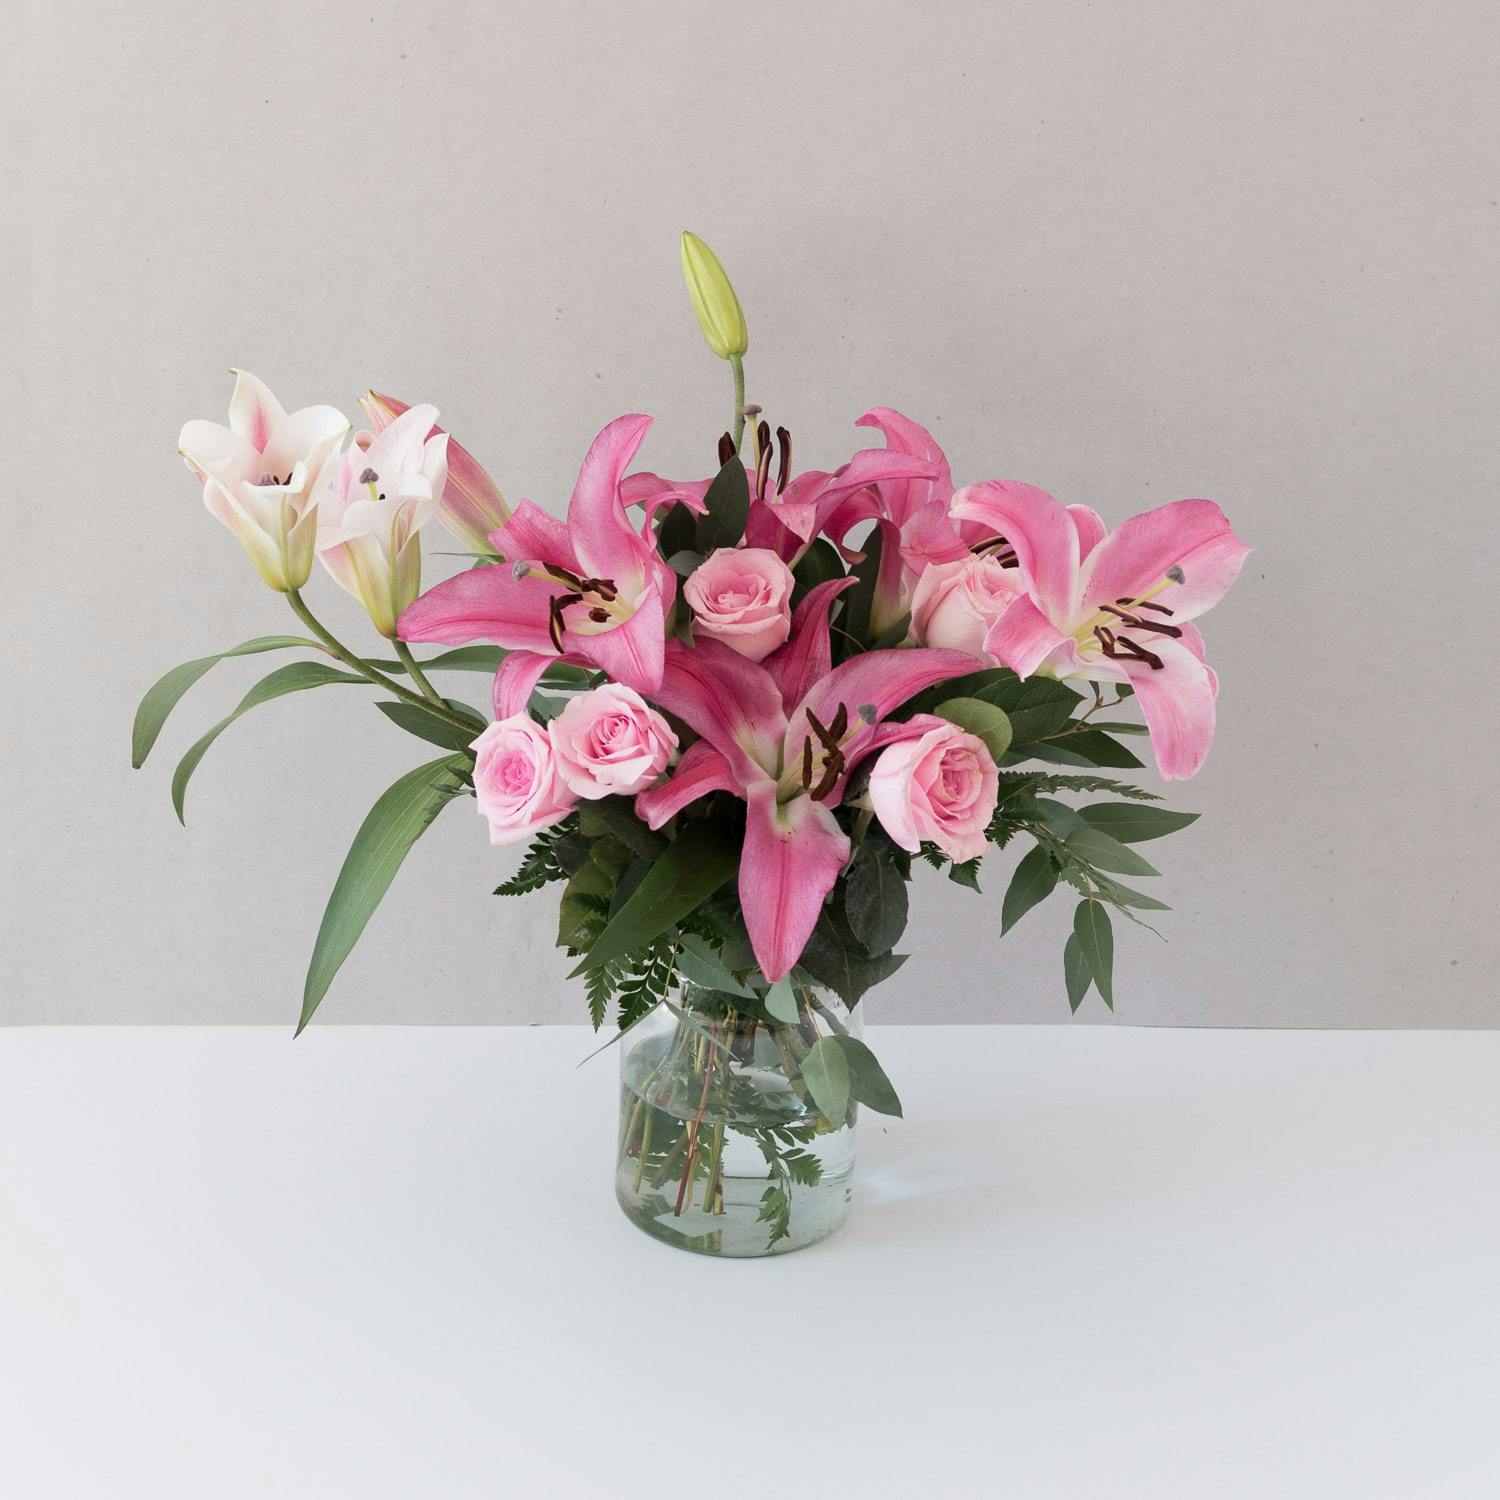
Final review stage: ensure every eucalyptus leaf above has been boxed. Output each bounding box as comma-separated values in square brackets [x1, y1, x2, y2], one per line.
[797, 911, 907, 1005]
[834, 1035, 903, 1117]
[1001, 845, 1059, 934]
[1042, 729, 1144, 769]
[1078, 802, 1199, 843]
[1063, 933, 1093, 1012]
[763, 976, 800, 1024]
[298, 754, 470, 1034]
[677, 934, 758, 999]
[1072, 900, 1115, 1009]
[576, 796, 667, 858]
[1092, 875, 1172, 912]
[570, 822, 740, 975]
[132, 635, 317, 768]
[922, 671, 1082, 746]
[1065, 827, 1161, 877]
[172, 662, 367, 822]
[934, 697, 1014, 761]
[800, 1037, 850, 1127]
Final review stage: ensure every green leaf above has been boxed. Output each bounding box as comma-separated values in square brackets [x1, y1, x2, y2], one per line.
[834, 1035, 903, 1117]
[1065, 826, 1161, 877]
[694, 453, 751, 553]
[926, 670, 1082, 746]
[658, 500, 698, 560]
[132, 636, 317, 768]
[797, 914, 908, 1005]
[1001, 845, 1059, 934]
[676, 934, 758, 999]
[843, 843, 909, 956]
[569, 822, 740, 975]
[1092, 875, 1172, 912]
[1086, 720, 1149, 735]
[1072, 900, 1115, 1009]
[933, 697, 1013, 761]
[171, 662, 368, 822]
[800, 1036, 850, 1126]
[298, 755, 470, 1033]
[374, 698, 486, 752]
[1063, 933, 1093, 1012]
[365, 645, 502, 675]
[1043, 729, 1144, 769]
[576, 796, 667, 858]
[839, 525, 884, 651]
[790, 537, 846, 601]
[948, 857, 982, 891]
[763, 976, 800, 1024]
[1078, 802, 1199, 843]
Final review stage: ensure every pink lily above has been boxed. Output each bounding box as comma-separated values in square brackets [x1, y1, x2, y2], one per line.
[398, 414, 675, 696]
[623, 436, 942, 566]
[951, 482, 1250, 780]
[361, 392, 512, 555]
[633, 597, 975, 980]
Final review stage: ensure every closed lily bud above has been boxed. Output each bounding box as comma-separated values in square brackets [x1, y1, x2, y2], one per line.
[679, 231, 747, 360]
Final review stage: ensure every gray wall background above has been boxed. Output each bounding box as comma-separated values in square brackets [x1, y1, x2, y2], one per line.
[5, 0, 1497, 1027]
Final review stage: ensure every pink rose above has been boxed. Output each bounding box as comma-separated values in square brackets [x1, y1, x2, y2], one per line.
[868, 722, 1000, 863]
[471, 714, 576, 845]
[683, 547, 795, 661]
[909, 553, 1025, 658]
[549, 683, 679, 799]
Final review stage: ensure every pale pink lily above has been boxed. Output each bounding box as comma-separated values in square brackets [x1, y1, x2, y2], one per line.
[398, 415, 676, 696]
[178, 369, 349, 591]
[360, 392, 512, 555]
[951, 482, 1250, 780]
[630, 593, 976, 980]
[316, 405, 449, 637]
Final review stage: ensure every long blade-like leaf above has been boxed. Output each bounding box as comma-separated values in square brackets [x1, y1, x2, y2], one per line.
[569, 822, 739, 976]
[298, 754, 471, 1034]
[171, 662, 366, 823]
[132, 636, 317, 768]
[374, 698, 487, 752]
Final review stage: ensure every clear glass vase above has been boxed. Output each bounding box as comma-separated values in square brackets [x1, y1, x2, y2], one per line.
[616, 982, 859, 1257]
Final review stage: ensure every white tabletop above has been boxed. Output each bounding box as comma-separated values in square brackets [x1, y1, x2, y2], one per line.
[2, 1026, 1496, 1499]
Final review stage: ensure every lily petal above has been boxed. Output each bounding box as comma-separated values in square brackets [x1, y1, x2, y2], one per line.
[260, 405, 351, 485]
[983, 594, 1074, 679]
[490, 499, 581, 574]
[491, 650, 558, 719]
[1068, 504, 1108, 560]
[566, 413, 655, 584]
[763, 577, 857, 708]
[790, 646, 975, 747]
[951, 481, 1081, 624]
[1079, 498, 1250, 622]
[741, 781, 851, 982]
[634, 740, 737, 829]
[227, 369, 287, 451]
[396, 565, 562, 653]
[650, 638, 786, 785]
[570, 579, 667, 695]
[1116, 636, 1219, 779]
[854, 408, 953, 527]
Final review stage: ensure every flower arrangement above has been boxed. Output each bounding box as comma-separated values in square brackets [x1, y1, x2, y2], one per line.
[137, 235, 1248, 1255]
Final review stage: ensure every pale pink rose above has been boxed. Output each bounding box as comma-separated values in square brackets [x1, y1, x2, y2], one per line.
[549, 684, 679, 799]
[909, 553, 1026, 658]
[868, 722, 1000, 863]
[471, 714, 576, 845]
[683, 547, 795, 661]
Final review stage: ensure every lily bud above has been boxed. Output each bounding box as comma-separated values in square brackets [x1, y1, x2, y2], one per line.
[679, 231, 747, 360]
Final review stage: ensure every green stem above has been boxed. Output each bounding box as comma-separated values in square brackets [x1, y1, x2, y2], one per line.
[730, 354, 746, 451]
[393, 639, 444, 706]
[286, 591, 476, 733]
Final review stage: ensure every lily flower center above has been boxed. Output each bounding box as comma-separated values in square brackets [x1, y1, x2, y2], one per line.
[776, 701, 875, 804]
[513, 562, 632, 650]
[1072, 568, 1186, 672]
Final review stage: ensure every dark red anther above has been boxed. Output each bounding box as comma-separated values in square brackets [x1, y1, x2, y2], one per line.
[775, 427, 792, 494]
[718, 432, 736, 466]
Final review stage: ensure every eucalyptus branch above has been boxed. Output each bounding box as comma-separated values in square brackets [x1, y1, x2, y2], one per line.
[285, 590, 476, 732]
